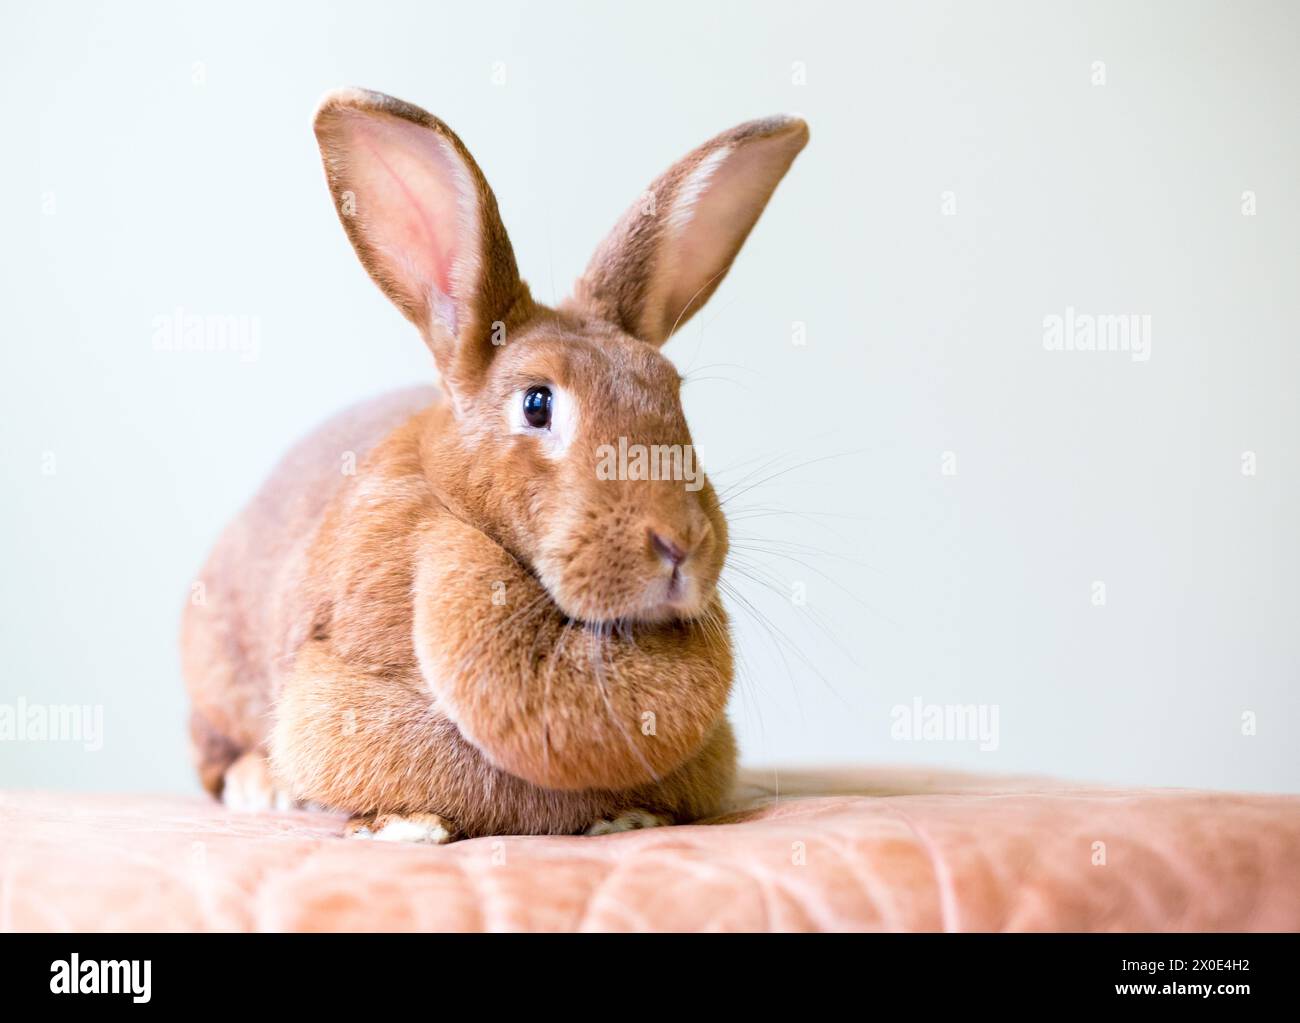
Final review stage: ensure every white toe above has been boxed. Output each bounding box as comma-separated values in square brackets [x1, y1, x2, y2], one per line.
[370, 815, 453, 844]
[585, 809, 667, 835]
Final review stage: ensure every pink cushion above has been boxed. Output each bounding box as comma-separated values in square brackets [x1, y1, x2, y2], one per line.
[4, 768, 1298, 931]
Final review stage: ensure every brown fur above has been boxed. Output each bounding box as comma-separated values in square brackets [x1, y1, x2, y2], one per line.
[181, 88, 807, 837]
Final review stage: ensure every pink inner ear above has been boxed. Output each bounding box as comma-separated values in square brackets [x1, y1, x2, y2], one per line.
[650, 127, 806, 342]
[338, 108, 469, 321]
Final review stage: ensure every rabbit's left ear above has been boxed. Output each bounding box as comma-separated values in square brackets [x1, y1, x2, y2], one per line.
[314, 88, 528, 402]
[571, 116, 808, 347]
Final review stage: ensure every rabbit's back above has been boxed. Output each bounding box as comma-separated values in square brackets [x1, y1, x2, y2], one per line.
[181, 385, 440, 792]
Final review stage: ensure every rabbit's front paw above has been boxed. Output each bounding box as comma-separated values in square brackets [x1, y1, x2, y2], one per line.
[346, 811, 457, 844]
[584, 809, 670, 835]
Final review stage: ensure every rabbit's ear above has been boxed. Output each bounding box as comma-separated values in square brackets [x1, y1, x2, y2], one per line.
[571, 116, 808, 347]
[314, 88, 528, 400]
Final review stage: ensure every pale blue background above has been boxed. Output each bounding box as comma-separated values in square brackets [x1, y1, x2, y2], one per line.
[2, 0, 1297, 793]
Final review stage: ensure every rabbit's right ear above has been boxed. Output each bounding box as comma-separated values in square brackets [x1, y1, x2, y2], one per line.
[571, 115, 808, 348]
[314, 88, 529, 403]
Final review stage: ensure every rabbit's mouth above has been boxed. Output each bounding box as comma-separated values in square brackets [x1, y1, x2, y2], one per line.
[533, 551, 719, 627]
[531, 492, 727, 626]
[633, 564, 707, 624]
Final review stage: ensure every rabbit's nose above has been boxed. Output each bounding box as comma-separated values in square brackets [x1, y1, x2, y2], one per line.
[648, 517, 713, 568]
[650, 530, 689, 568]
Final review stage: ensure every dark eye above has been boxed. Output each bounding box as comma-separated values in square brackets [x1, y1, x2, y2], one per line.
[522, 386, 552, 429]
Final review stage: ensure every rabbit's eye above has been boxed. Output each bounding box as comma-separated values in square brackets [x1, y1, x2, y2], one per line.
[523, 386, 552, 429]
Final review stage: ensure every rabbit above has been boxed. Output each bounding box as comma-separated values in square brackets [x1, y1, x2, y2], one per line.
[181, 87, 808, 841]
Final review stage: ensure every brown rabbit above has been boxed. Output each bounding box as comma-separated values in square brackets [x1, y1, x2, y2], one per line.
[181, 88, 808, 841]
